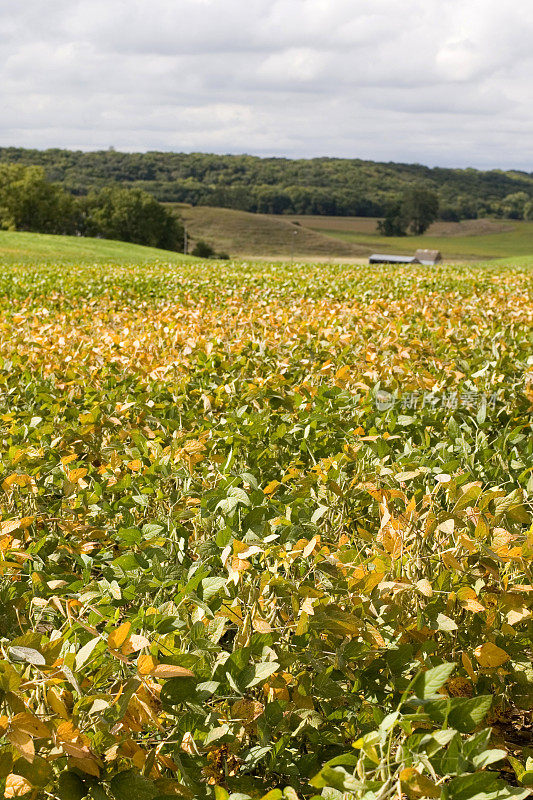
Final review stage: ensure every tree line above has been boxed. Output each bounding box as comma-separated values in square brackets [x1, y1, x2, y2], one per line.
[0, 164, 184, 251]
[1, 147, 532, 221]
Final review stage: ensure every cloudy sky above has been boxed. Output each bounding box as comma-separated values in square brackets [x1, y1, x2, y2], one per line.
[1, 0, 532, 169]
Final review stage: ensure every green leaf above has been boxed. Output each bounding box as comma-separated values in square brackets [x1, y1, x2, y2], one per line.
[436, 613, 458, 632]
[472, 749, 507, 769]
[446, 772, 530, 800]
[110, 769, 158, 800]
[160, 676, 198, 707]
[311, 505, 328, 523]
[0, 748, 13, 778]
[89, 787, 111, 800]
[283, 789, 300, 800]
[75, 636, 102, 670]
[241, 661, 280, 688]
[13, 755, 53, 787]
[309, 766, 358, 792]
[520, 773, 533, 788]
[412, 662, 455, 698]
[8, 646, 45, 666]
[204, 724, 233, 746]
[57, 771, 86, 800]
[448, 696, 492, 732]
[201, 576, 227, 601]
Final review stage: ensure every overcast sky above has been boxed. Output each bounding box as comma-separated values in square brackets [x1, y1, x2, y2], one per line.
[1, 0, 532, 169]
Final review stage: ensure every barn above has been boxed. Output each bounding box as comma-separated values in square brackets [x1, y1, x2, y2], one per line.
[368, 254, 418, 265]
[414, 249, 442, 265]
[369, 250, 442, 266]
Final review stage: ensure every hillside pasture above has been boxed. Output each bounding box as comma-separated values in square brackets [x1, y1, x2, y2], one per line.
[171, 205, 533, 260]
[0, 230, 193, 266]
[284, 215, 533, 259]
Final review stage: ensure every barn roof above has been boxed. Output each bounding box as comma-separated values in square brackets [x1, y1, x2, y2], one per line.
[369, 254, 418, 264]
[414, 249, 442, 265]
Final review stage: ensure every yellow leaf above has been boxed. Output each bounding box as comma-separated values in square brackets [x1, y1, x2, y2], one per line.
[12, 712, 51, 739]
[151, 664, 195, 679]
[335, 365, 351, 381]
[46, 688, 70, 719]
[4, 773, 33, 797]
[68, 756, 100, 777]
[231, 556, 250, 573]
[61, 454, 78, 466]
[416, 579, 433, 597]
[442, 551, 463, 571]
[107, 622, 131, 650]
[263, 480, 280, 495]
[56, 720, 82, 742]
[0, 518, 34, 535]
[400, 768, 439, 799]
[303, 536, 318, 558]
[252, 616, 272, 633]
[67, 468, 88, 483]
[126, 459, 142, 472]
[137, 654, 157, 674]
[461, 597, 486, 613]
[474, 642, 510, 668]
[231, 699, 263, 725]
[6, 729, 34, 762]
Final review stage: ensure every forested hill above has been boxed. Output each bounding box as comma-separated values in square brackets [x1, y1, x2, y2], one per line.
[1, 147, 532, 218]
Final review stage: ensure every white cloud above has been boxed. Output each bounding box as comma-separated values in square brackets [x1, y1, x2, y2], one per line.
[0, 0, 532, 168]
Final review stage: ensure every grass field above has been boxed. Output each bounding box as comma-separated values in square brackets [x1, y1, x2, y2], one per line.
[0, 230, 193, 266]
[0, 238, 532, 799]
[172, 205, 533, 260]
[288, 215, 533, 259]
[177, 206, 369, 259]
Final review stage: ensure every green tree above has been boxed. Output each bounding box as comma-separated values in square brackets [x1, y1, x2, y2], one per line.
[84, 187, 184, 250]
[191, 239, 215, 258]
[377, 186, 439, 237]
[501, 191, 529, 219]
[401, 184, 440, 234]
[0, 164, 78, 234]
[377, 200, 408, 236]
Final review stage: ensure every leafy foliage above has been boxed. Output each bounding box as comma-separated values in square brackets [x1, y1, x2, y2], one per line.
[0, 165, 184, 251]
[1, 147, 532, 219]
[377, 185, 439, 236]
[0, 255, 531, 799]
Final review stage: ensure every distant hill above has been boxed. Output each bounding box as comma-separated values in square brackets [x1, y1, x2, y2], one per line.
[178, 206, 369, 258]
[1, 147, 532, 219]
[179, 207, 533, 260]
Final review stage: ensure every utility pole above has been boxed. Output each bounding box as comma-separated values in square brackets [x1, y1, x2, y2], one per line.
[290, 228, 297, 263]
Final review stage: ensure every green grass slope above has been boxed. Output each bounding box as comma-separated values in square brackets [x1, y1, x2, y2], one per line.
[0, 230, 194, 266]
[178, 205, 369, 258]
[285, 215, 533, 259]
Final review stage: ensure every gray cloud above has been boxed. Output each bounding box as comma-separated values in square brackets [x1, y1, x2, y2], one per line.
[0, 0, 532, 168]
